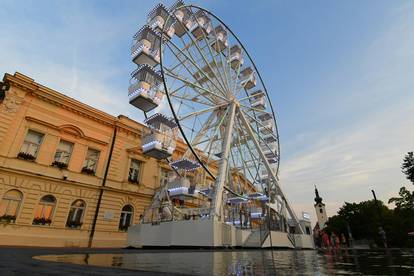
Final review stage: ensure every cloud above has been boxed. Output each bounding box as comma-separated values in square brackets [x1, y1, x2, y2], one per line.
[280, 2, 414, 223]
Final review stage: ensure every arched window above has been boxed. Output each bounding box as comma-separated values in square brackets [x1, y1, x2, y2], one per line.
[66, 199, 86, 229]
[0, 189, 23, 222]
[33, 195, 56, 225]
[119, 205, 133, 231]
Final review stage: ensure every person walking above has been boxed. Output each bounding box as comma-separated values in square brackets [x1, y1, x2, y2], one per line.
[341, 233, 347, 248]
[322, 231, 330, 249]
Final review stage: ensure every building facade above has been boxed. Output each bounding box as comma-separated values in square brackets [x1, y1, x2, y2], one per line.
[0, 72, 255, 248]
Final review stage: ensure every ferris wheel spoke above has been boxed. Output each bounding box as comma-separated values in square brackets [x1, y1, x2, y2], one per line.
[166, 36, 227, 97]
[164, 68, 225, 104]
[181, 8, 230, 96]
[233, 128, 258, 187]
[203, 109, 229, 165]
[238, 91, 266, 102]
[235, 116, 269, 174]
[178, 102, 227, 122]
[194, 21, 231, 94]
[170, 92, 214, 107]
[194, 34, 230, 94]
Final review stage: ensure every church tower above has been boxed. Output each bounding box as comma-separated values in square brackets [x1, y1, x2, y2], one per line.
[314, 186, 328, 228]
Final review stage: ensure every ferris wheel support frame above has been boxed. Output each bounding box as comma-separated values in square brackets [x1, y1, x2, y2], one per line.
[210, 102, 237, 219]
[238, 110, 304, 234]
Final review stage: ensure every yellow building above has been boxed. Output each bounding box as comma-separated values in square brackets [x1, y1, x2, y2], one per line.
[0, 72, 255, 248]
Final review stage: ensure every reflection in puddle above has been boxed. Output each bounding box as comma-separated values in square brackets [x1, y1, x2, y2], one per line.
[34, 249, 414, 275]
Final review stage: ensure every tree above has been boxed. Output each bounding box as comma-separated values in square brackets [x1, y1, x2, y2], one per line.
[388, 187, 414, 210]
[402, 151, 414, 184]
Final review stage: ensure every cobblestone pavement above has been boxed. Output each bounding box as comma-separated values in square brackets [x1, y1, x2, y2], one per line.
[0, 247, 184, 275]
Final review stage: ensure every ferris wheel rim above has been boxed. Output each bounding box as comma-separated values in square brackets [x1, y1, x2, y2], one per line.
[159, 4, 281, 183]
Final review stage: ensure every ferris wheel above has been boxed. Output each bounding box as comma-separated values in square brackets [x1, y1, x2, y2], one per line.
[128, 1, 302, 231]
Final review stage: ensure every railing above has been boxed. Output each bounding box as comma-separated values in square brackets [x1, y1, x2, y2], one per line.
[142, 131, 176, 152]
[259, 217, 270, 246]
[141, 205, 212, 224]
[287, 231, 296, 248]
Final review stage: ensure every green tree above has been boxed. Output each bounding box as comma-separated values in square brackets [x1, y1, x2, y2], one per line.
[402, 151, 414, 184]
[388, 187, 414, 210]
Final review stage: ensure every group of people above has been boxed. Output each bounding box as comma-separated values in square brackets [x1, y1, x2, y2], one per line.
[314, 228, 349, 250]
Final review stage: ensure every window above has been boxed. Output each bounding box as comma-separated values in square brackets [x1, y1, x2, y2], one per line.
[128, 159, 142, 183]
[53, 140, 73, 167]
[66, 200, 85, 228]
[33, 195, 56, 225]
[0, 189, 23, 222]
[119, 205, 133, 231]
[82, 148, 100, 174]
[19, 130, 44, 159]
[319, 208, 323, 214]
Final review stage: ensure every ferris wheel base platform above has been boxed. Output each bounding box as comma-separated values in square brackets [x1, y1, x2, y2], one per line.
[127, 219, 314, 249]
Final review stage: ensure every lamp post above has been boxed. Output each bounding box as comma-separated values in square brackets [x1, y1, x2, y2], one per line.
[372, 189, 388, 248]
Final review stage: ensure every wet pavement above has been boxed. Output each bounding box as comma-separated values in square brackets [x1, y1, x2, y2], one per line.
[1, 247, 414, 275]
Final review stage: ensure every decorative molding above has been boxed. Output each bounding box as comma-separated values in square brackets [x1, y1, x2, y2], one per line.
[0, 88, 24, 113]
[25, 116, 108, 146]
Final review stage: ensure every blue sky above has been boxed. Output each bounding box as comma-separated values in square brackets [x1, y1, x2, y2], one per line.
[1, 0, 414, 220]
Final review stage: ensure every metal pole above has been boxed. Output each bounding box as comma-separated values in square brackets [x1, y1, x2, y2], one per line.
[371, 189, 388, 248]
[211, 102, 237, 220]
[88, 126, 117, 248]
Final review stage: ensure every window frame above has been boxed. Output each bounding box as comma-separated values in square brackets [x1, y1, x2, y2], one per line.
[19, 129, 45, 159]
[82, 148, 100, 174]
[66, 199, 86, 229]
[0, 189, 23, 221]
[53, 139, 74, 166]
[128, 159, 142, 184]
[32, 194, 57, 226]
[119, 204, 134, 231]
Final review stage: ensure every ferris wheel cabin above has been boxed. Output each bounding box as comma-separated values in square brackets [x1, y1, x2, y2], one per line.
[170, 1, 194, 37]
[141, 113, 177, 159]
[131, 25, 161, 67]
[147, 4, 176, 40]
[249, 90, 266, 110]
[229, 45, 244, 70]
[129, 64, 164, 112]
[239, 67, 257, 90]
[211, 25, 228, 53]
[191, 10, 213, 40]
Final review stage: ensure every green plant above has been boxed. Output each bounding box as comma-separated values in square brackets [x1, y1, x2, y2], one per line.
[52, 161, 68, 169]
[32, 217, 52, 225]
[81, 167, 95, 175]
[0, 215, 16, 223]
[119, 225, 129, 232]
[66, 221, 83, 229]
[128, 176, 139, 184]
[17, 152, 36, 161]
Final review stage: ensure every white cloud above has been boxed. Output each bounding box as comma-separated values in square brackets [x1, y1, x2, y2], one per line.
[280, 2, 414, 223]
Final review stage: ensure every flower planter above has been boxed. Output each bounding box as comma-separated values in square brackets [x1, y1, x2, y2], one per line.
[66, 222, 83, 229]
[17, 152, 36, 161]
[81, 167, 95, 175]
[0, 215, 16, 224]
[52, 161, 68, 169]
[32, 217, 52, 226]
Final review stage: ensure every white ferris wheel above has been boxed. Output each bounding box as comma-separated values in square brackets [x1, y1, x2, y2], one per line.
[128, 1, 303, 233]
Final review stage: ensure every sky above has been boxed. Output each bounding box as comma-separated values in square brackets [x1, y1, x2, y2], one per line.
[1, 0, 414, 223]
